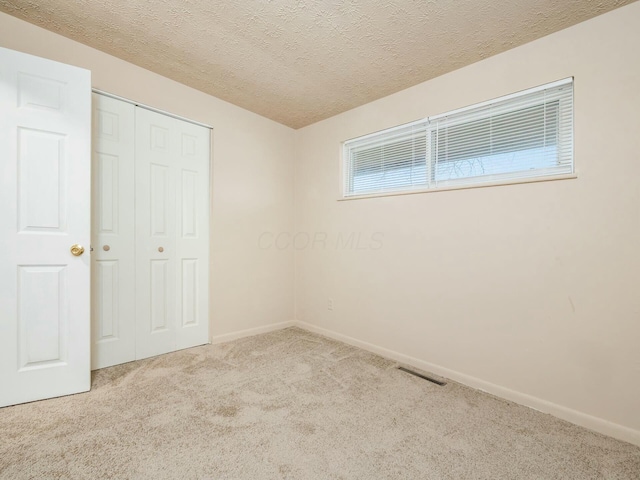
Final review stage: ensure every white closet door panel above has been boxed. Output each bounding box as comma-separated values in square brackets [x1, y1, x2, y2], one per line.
[0, 47, 91, 407]
[175, 121, 210, 350]
[91, 94, 136, 369]
[135, 108, 177, 359]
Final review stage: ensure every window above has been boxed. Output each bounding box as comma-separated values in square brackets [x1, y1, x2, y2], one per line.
[343, 78, 573, 197]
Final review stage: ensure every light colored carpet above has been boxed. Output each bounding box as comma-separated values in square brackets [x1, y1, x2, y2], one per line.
[1, 327, 638, 479]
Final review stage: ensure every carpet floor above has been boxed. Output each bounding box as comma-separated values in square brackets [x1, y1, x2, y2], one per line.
[1, 327, 639, 479]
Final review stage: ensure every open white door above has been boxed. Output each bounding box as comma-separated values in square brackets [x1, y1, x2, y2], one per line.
[0, 47, 91, 407]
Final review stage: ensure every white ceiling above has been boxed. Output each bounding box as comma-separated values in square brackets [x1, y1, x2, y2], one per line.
[0, 0, 635, 128]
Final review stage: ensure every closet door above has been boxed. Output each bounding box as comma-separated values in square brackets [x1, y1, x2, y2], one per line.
[175, 119, 210, 350]
[91, 94, 136, 369]
[135, 108, 210, 360]
[135, 108, 178, 359]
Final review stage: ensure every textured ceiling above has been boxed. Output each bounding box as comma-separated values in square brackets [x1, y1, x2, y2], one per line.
[0, 0, 636, 128]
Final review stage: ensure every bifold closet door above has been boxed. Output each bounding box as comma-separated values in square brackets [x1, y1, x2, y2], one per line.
[91, 94, 136, 370]
[135, 107, 210, 360]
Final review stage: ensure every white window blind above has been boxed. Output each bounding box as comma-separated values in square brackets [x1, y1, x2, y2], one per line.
[346, 121, 429, 195]
[343, 78, 573, 197]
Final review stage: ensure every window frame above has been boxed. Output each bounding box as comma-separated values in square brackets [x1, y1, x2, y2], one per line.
[341, 78, 575, 200]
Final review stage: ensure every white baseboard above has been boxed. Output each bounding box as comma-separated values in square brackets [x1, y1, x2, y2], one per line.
[210, 320, 296, 344]
[295, 320, 640, 447]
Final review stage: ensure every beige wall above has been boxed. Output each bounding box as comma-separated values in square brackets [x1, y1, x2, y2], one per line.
[0, 12, 296, 339]
[294, 3, 640, 444]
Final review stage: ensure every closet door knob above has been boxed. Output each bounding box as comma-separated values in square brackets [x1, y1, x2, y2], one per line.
[103, 245, 110, 251]
[158, 247, 164, 253]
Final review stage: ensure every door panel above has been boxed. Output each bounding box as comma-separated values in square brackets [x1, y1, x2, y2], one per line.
[150, 164, 169, 235]
[17, 128, 66, 231]
[150, 259, 170, 331]
[95, 260, 118, 338]
[18, 265, 67, 368]
[135, 107, 209, 359]
[181, 259, 198, 327]
[181, 170, 198, 238]
[91, 93, 136, 369]
[175, 120, 210, 350]
[135, 108, 177, 359]
[0, 47, 91, 407]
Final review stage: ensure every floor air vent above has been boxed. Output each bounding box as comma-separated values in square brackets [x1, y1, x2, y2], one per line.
[398, 367, 446, 386]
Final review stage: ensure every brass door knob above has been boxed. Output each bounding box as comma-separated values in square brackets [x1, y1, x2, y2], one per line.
[70, 244, 85, 256]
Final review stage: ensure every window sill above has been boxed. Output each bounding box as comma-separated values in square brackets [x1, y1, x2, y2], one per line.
[338, 173, 578, 201]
